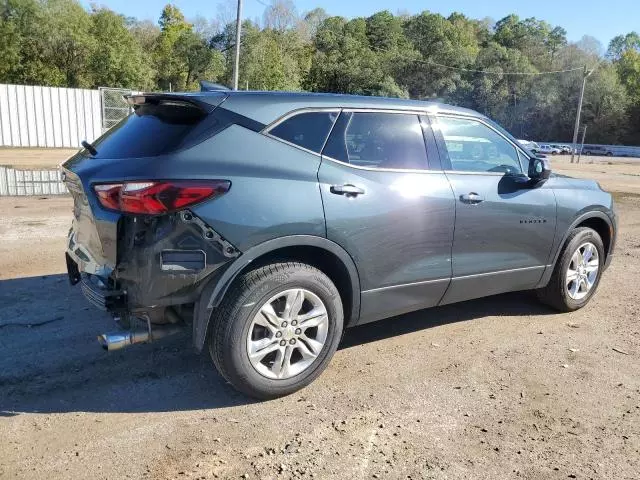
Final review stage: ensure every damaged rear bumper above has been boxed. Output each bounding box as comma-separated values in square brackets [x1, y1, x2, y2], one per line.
[66, 209, 240, 317]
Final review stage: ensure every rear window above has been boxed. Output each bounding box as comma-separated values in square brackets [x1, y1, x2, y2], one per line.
[268, 111, 338, 153]
[89, 101, 209, 159]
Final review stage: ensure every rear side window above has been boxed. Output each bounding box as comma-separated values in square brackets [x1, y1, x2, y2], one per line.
[90, 101, 209, 159]
[324, 112, 428, 170]
[268, 111, 338, 153]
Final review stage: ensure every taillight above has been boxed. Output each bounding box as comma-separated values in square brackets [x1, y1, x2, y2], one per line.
[93, 181, 230, 214]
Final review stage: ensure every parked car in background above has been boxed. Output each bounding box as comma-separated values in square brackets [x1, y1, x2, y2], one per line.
[517, 139, 542, 154]
[63, 91, 617, 399]
[538, 144, 562, 154]
[518, 139, 533, 149]
[551, 144, 571, 155]
[529, 141, 542, 153]
[582, 145, 614, 156]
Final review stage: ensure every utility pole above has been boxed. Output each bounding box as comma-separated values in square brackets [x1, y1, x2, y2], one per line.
[576, 125, 587, 164]
[232, 0, 243, 91]
[571, 66, 593, 163]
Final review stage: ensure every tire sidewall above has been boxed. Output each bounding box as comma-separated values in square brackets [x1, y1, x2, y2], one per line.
[558, 228, 605, 310]
[221, 266, 343, 397]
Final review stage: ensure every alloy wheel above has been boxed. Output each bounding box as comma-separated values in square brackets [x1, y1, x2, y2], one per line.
[566, 242, 600, 300]
[246, 288, 329, 380]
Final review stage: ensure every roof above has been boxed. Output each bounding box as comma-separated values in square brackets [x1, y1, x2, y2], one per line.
[194, 90, 483, 125]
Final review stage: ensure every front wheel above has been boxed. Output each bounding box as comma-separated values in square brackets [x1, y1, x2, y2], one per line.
[208, 262, 343, 399]
[536, 227, 604, 312]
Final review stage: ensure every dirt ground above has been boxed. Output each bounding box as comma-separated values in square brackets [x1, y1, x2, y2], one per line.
[0, 147, 77, 169]
[0, 155, 639, 479]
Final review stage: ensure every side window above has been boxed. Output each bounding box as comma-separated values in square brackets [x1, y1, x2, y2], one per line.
[269, 111, 338, 153]
[324, 112, 428, 170]
[436, 116, 523, 174]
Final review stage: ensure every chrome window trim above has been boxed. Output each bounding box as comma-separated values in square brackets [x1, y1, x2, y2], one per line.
[261, 107, 342, 156]
[443, 170, 507, 177]
[262, 107, 342, 134]
[323, 108, 435, 173]
[262, 132, 324, 157]
[431, 113, 530, 174]
[322, 154, 442, 174]
[341, 108, 430, 115]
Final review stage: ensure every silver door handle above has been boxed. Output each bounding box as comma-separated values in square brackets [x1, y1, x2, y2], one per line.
[460, 192, 484, 204]
[330, 184, 365, 196]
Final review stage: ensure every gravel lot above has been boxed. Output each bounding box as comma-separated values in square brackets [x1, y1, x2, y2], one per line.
[0, 147, 77, 169]
[0, 155, 639, 479]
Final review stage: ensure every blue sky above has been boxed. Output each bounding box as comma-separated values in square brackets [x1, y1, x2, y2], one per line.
[83, 0, 638, 47]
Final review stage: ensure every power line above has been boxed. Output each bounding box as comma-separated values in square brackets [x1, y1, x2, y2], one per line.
[368, 44, 587, 76]
[410, 58, 585, 76]
[252, 0, 269, 7]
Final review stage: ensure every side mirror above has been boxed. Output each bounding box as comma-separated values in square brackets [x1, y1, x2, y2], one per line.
[528, 156, 551, 183]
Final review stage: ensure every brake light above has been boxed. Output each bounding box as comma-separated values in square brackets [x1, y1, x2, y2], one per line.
[94, 181, 230, 214]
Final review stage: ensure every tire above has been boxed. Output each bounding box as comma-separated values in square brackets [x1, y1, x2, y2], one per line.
[536, 227, 605, 312]
[208, 262, 344, 399]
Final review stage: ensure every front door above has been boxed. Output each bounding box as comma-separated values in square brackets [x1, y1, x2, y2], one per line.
[318, 110, 455, 324]
[431, 115, 557, 305]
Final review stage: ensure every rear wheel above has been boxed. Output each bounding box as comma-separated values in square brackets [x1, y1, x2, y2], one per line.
[208, 262, 343, 399]
[537, 227, 604, 312]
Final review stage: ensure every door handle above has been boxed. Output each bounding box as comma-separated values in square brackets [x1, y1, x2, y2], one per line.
[330, 184, 365, 196]
[460, 192, 484, 204]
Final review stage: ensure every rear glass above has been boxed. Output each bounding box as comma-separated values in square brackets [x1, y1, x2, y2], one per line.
[269, 111, 338, 153]
[89, 102, 207, 159]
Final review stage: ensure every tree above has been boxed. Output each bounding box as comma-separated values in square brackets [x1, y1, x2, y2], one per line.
[0, 2, 638, 146]
[88, 7, 150, 89]
[154, 4, 192, 90]
[306, 16, 406, 97]
[174, 29, 224, 89]
[263, 0, 298, 32]
[607, 32, 640, 60]
[402, 12, 481, 99]
[44, 0, 95, 87]
[298, 7, 328, 41]
[582, 65, 629, 143]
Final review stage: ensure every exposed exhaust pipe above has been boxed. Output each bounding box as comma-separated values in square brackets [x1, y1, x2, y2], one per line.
[98, 325, 183, 351]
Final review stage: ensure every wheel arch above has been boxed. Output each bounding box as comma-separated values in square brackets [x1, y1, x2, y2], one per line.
[193, 235, 361, 352]
[538, 209, 614, 288]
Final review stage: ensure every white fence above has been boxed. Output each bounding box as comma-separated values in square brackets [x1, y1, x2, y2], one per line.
[0, 166, 67, 196]
[0, 83, 102, 148]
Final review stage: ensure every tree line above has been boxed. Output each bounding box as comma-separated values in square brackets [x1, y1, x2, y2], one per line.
[1, 0, 639, 144]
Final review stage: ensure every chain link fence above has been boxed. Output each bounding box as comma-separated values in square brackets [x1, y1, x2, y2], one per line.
[0, 166, 66, 196]
[99, 87, 135, 131]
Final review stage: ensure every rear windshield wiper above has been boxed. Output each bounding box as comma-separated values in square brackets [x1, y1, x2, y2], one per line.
[82, 140, 98, 156]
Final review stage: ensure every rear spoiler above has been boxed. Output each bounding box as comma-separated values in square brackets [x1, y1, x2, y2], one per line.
[199, 80, 230, 92]
[124, 92, 228, 111]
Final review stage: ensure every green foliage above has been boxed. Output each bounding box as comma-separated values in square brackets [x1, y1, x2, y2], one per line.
[0, 1, 638, 144]
[89, 8, 149, 89]
[306, 15, 407, 97]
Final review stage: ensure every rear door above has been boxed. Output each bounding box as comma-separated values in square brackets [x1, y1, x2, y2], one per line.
[431, 114, 557, 305]
[318, 110, 455, 324]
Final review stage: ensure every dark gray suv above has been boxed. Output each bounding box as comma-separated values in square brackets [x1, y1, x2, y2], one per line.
[63, 91, 617, 399]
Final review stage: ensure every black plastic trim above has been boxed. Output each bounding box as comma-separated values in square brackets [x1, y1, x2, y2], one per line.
[536, 210, 615, 288]
[192, 235, 361, 352]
